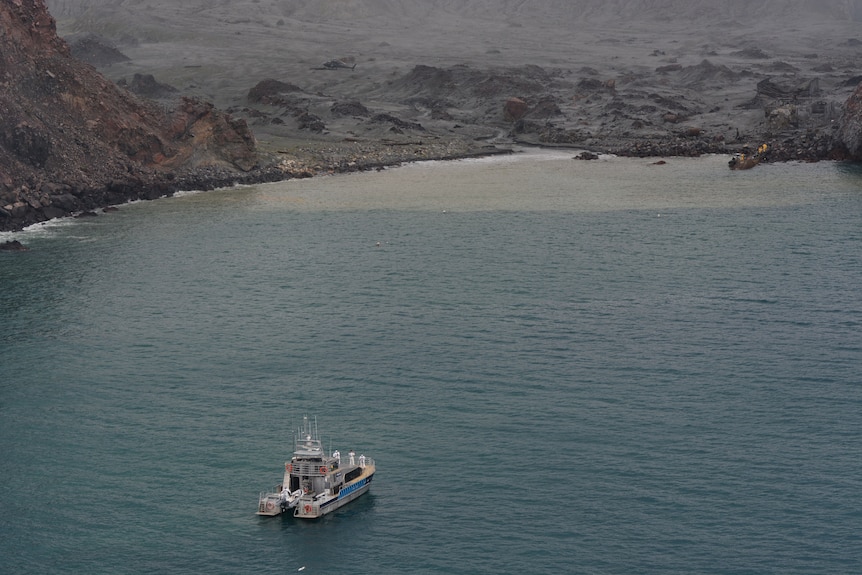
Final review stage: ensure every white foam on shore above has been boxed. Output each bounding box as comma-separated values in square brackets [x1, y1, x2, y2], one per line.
[2, 214, 77, 241]
[395, 147, 583, 170]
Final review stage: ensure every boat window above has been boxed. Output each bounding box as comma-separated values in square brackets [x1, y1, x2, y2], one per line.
[344, 468, 362, 482]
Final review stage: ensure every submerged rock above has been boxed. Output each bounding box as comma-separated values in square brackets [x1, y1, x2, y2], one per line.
[0, 240, 29, 251]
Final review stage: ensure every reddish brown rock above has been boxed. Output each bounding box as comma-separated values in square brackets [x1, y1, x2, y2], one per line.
[0, 0, 259, 231]
[503, 97, 528, 122]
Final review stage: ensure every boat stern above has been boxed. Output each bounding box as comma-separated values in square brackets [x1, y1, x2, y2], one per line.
[294, 499, 322, 519]
[257, 493, 283, 516]
[256, 487, 301, 516]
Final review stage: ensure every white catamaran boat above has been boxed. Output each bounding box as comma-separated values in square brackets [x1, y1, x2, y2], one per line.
[257, 416, 375, 519]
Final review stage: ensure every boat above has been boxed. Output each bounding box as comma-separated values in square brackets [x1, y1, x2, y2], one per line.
[729, 143, 768, 170]
[257, 416, 375, 519]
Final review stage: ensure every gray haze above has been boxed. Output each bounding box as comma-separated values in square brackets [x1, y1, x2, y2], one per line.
[44, 0, 862, 154]
[46, 1, 862, 26]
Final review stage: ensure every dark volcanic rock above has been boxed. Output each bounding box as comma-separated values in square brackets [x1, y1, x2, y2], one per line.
[472, 66, 553, 98]
[120, 73, 178, 99]
[371, 113, 425, 132]
[0, 0, 259, 232]
[68, 34, 129, 66]
[577, 77, 611, 92]
[296, 111, 325, 132]
[528, 96, 563, 120]
[838, 82, 862, 160]
[330, 100, 370, 117]
[390, 64, 558, 105]
[3, 122, 51, 167]
[757, 77, 820, 99]
[1, 240, 29, 251]
[248, 78, 303, 104]
[678, 59, 738, 88]
[731, 47, 771, 59]
[391, 65, 456, 98]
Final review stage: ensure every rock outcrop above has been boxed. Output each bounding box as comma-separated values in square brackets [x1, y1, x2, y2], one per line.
[838, 82, 862, 161]
[0, 0, 258, 231]
[119, 73, 177, 99]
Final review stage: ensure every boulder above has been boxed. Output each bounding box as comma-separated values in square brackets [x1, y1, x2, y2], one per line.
[757, 77, 820, 99]
[49, 193, 78, 211]
[574, 151, 599, 160]
[503, 97, 528, 122]
[41, 205, 66, 219]
[123, 73, 178, 99]
[296, 112, 325, 133]
[1, 240, 29, 251]
[766, 105, 799, 132]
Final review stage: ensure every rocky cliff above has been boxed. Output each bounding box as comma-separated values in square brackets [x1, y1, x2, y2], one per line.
[838, 83, 862, 161]
[0, 0, 258, 231]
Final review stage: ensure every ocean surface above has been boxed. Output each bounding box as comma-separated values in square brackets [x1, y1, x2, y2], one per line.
[1, 150, 861, 574]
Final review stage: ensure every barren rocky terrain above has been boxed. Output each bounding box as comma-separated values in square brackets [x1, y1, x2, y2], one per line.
[47, 0, 862, 157]
[3, 1, 862, 233]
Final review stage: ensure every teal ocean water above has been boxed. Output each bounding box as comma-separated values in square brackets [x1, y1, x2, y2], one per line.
[2, 150, 861, 574]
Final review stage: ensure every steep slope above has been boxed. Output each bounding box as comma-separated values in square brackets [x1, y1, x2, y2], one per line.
[1, 0, 258, 231]
[838, 83, 862, 160]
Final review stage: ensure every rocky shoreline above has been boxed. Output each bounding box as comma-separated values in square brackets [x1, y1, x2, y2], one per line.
[0, 127, 845, 235]
[4, 1, 862, 236]
[0, 115, 853, 234]
[1, 137, 513, 233]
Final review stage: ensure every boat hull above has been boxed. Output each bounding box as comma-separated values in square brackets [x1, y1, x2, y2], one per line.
[294, 472, 374, 519]
[256, 417, 376, 519]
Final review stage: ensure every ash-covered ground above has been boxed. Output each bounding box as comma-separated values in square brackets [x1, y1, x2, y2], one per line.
[51, 0, 862, 160]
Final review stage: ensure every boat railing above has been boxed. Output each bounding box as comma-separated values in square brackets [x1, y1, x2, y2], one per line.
[259, 481, 288, 498]
[339, 456, 375, 470]
[290, 457, 375, 476]
[291, 462, 332, 476]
